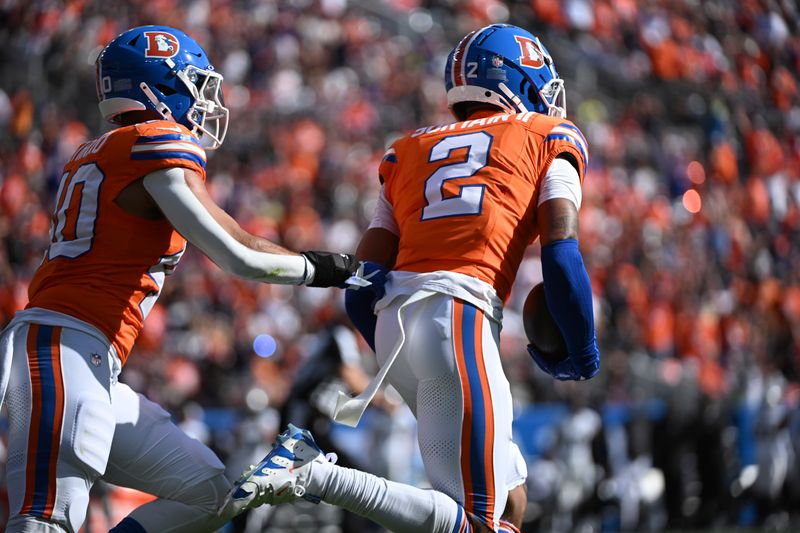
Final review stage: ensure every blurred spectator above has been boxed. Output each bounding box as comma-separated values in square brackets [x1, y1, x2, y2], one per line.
[1, 0, 799, 531]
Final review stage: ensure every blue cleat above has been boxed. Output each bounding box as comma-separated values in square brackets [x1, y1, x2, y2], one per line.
[220, 424, 336, 515]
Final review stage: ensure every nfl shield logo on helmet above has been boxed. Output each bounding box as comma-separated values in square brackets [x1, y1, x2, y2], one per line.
[144, 31, 180, 58]
[492, 55, 504, 68]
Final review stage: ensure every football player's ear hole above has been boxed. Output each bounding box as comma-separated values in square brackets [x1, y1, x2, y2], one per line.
[156, 84, 176, 96]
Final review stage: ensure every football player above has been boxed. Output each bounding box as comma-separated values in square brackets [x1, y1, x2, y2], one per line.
[0, 25, 357, 533]
[223, 23, 600, 533]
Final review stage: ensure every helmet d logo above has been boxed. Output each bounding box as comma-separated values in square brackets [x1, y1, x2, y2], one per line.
[514, 35, 545, 69]
[144, 31, 180, 58]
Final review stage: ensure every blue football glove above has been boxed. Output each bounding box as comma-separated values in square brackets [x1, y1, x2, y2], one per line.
[344, 261, 389, 351]
[527, 338, 600, 381]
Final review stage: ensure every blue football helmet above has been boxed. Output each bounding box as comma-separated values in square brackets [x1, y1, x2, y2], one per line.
[96, 25, 229, 149]
[445, 24, 566, 119]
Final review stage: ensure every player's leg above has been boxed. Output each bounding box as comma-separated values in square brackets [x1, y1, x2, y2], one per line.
[5, 324, 116, 532]
[359, 294, 525, 533]
[225, 422, 470, 532]
[303, 294, 475, 532]
[499, 483, 527, 533]
[223, 294, 473, 532]
[103, 382, 232, 533]
[383, 295, 522, 533]
[408, 296, 523, 532]
[223, 294, 524, 532]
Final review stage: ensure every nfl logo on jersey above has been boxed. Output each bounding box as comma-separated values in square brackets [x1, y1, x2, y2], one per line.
[91, 353, 102, 367]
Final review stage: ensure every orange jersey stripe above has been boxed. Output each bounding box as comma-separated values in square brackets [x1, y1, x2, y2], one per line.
[44, 326, 64, 518]
[21, 325, 65, 519]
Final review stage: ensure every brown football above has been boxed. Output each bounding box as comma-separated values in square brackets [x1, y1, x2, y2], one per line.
[522, 282, 568, 361]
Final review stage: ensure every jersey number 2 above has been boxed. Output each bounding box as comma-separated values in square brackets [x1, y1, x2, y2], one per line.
[420, 131, 492, 221]
[49, 163, 104, 259]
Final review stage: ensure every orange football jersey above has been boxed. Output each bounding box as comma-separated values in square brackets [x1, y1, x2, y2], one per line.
[27, 120, 207, 364]
[380, 111, 588, 302]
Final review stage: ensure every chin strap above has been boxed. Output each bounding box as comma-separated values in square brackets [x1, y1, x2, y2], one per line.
[139, 82, 176, 122]
[498, 82, 529, 113]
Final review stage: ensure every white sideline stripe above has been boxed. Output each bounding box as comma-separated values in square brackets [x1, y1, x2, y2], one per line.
[458, 29, 482, 87]
[131, 142, 206, 160]
[550, 126, 588, 155]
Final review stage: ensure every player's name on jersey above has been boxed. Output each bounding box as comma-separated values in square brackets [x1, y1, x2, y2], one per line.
[410, 111, 537, 138]
[69, 132, 111, 163]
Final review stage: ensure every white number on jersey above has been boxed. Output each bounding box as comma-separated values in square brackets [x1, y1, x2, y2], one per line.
[420, 132, 491, 221]
[48, 163, 104, 259]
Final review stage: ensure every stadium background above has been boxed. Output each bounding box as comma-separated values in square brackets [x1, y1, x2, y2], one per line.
[0, 0, 798, 531]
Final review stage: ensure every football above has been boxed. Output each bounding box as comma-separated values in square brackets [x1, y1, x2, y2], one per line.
[522, 282, 568, 360]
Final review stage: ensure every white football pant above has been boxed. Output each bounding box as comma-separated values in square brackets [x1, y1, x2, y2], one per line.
[375, 292, 527, 530]
[0, 316, 231, 533]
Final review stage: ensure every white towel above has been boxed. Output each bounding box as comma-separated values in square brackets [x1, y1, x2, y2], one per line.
[332, 290, 436, 427]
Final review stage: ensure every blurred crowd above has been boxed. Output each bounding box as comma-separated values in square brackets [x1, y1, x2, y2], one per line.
[1, 0, 799, 531]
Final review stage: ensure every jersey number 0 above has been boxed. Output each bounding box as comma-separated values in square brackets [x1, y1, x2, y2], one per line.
[421, 132, 492, 221]
[49, 163, 104, 259]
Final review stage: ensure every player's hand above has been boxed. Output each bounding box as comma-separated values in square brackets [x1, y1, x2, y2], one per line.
[527, 340, 600, 381]
[301, 251, 358, 288]
[350, 261, 388, 301]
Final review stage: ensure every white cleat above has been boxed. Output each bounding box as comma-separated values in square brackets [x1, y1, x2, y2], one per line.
[220, 424, 336, 516]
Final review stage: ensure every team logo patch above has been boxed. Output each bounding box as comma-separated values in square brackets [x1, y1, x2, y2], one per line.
[144, 31, 180, 58]
[514, 35, 545, 69]
[492, 55, 504, 68]
[91, 353, 102, 367]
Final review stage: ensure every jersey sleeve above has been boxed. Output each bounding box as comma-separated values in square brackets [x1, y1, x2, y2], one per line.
[378, 140, 402, 204]
[129, 122, 207, 180]
[538, 120, 589, 184]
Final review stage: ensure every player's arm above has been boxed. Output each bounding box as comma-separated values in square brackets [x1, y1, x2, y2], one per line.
[141, 167, 356, 287]
[356, 228, 398, 268]
[344, 185, 399, 350]
[356, 183, 399, 267]
[533, 156, 599, 380]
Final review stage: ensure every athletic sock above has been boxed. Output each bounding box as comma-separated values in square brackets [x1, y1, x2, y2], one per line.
[308, 461, 471, 533]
